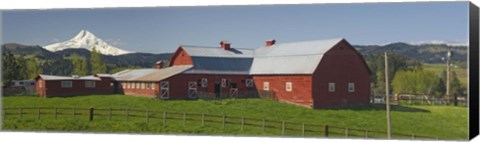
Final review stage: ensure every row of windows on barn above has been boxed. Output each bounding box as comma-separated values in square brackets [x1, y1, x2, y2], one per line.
[37, 80, 97, 88]
[120, 82, 156, 90]
[261, 82, 355, 93]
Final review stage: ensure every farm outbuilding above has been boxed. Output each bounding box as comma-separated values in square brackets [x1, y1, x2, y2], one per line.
[34, 38, 371, 109]
[35, 74, 114, 97]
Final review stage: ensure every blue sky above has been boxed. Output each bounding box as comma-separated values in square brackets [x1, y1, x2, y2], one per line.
[1, 1, 469, 53]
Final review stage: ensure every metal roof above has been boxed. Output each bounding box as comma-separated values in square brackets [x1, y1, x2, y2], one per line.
[181, 45, 254, 58]
[250, 38, 344, 75]
[38, 74, 101, 81]
[180, 46, 254, 74]
[112, 65, 192, 81]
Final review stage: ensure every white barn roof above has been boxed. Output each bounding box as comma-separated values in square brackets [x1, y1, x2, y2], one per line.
[113, 65, 192, 81]
[38, 74, 101, 81]
[250, 38, 344, 75]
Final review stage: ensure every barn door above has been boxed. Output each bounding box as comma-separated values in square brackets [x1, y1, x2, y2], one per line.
[230, 83, 238, 97]
[160, 81, 169, 99]
[188, 81, 197, 99]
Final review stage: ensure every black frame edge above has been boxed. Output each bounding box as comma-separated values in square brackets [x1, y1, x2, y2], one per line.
[469, 1, 479, 140]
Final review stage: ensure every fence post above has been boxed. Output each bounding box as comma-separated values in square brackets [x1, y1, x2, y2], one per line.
[73, 108, 76, 119]
[324, 125, 329, 137]
[163, 111, 167, 127]
[125, 109, 129, 121]
[281, 121, 285, 136]
[37, 108, 41, 120]
[183, 112, 186, 126]
[241, 116, 245, 131]
[54, 108, 58, 119]
[19, 108, 22, 119]
[262, 118, 265, 133]
[146, 110, 149, 123]
[302, 123, 305, 137]
[222, 114, 226, 129]
[365, 130, 369, 138]
[109, 108, 112, 121]
[89, 107, 94, 121]
[345, 127, 349, 137]
[201, 113, 205, 127]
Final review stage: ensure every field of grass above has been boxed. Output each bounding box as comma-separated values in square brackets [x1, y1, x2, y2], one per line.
[423, 63, 468, 86]
[1, 95, 468, 140]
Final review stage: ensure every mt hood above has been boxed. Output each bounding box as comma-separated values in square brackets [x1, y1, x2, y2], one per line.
[44, 30, 131, 55]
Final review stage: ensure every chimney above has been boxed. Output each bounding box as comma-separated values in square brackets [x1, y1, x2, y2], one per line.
[155, 61, 164, 69]
[220, 40, 231, 50]
[265, 39, 276, 47]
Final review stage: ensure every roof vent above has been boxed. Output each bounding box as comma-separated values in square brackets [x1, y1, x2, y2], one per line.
[220, 40, 231, 50]
[265, 39, 276, 47]
[72, 75, 80, 79]
[156, 60, 164, 69]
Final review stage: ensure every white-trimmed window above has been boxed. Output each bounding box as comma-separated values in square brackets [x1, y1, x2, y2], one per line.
[151, 83, 155, 90]
[221, 79, 227, 88]
[85, 81, 96, 88]
[348, 82, 355, 93]
[286, 82, 292, 92]
[141, 82, 145, 89]
[127, 82, 131, 89]
[39, 80, 43, 88]
[136, 83, 140, 89]
[263, 82, 269, 91]
[201, 78, 208, 88]
[146, 82, 150, 89]
[61, 81, 72, 88]
[328, 82, 335, 92]
[245, 79, 253, 87]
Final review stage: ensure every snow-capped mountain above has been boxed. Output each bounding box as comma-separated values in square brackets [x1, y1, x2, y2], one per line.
[407, 40, 468, 47]
[44, 30, 131, 56]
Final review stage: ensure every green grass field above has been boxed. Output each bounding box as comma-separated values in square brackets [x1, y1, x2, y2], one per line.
[1, 95, 468, 140]
[423, 63, 468, 86]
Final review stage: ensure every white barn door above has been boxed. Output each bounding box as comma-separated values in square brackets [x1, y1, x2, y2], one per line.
[188, 81, 198, 99]
[160, 81, 169, 99]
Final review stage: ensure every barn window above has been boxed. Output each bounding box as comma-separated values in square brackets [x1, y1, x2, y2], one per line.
[61, 81, 72, 88]
[136, 82, 140, 89]
[151, 83, 155, 90]
[286, 82, 292, 92]
[201, 78, 208, 88]
[245, 79, 253, 87]
[85, 81, 96, 88]
[263, 82, 269, 91]
[221, 79, 227, 88]
[146, 82, 150, 89]
[348, 82, 355, 93]
[127, 82, 131, 89]
[141, 82, 145, 89]
[328, 82, 335, 92]
[39, 80, 43, 88]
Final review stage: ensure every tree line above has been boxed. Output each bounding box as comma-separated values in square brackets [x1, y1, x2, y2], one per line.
[2, 46, 108, 87]
[365, 52, 466, 99]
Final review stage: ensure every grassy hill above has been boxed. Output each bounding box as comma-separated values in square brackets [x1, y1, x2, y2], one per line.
[1, 95, 468, 140]
[423, 64, 468, 86]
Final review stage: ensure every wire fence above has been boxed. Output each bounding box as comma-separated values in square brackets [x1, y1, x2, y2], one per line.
[1, 107, 446, 140]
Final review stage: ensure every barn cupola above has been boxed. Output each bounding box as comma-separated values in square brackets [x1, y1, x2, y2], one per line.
[265, 39, 276, 47]
[155, 61, 164, 69]
[220, 40, 231, 50]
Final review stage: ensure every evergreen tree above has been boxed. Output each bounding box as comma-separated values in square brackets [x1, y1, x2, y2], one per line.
[90, 46, 107, 74]
[26, 56, 42, 79]
[71, 53, 88, 76]
[2, 52, 20, 86]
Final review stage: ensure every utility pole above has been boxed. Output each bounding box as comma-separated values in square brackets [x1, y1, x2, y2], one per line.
[384, 52, 391, 139]
[446, 47, 451, 105]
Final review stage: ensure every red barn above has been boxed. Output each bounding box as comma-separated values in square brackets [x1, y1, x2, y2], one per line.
[250, 38, 371, 108]
[35, 74, 114, 97]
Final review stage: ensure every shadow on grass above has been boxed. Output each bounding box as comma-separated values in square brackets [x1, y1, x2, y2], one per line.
[327, 104, 430, 113]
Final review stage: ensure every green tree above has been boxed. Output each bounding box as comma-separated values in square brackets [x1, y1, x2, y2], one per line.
[90, 46, 107, 74]
[392, 69, 439, 96]
[26, 56, 42, 79]
[71, 53, 88, 76]
[2, 52, 20, 86]
[16, 55, 29, 80]
[450, 71, 466, 97]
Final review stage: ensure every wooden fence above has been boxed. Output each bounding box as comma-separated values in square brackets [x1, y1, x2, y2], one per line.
[1, 107, 446, 140]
